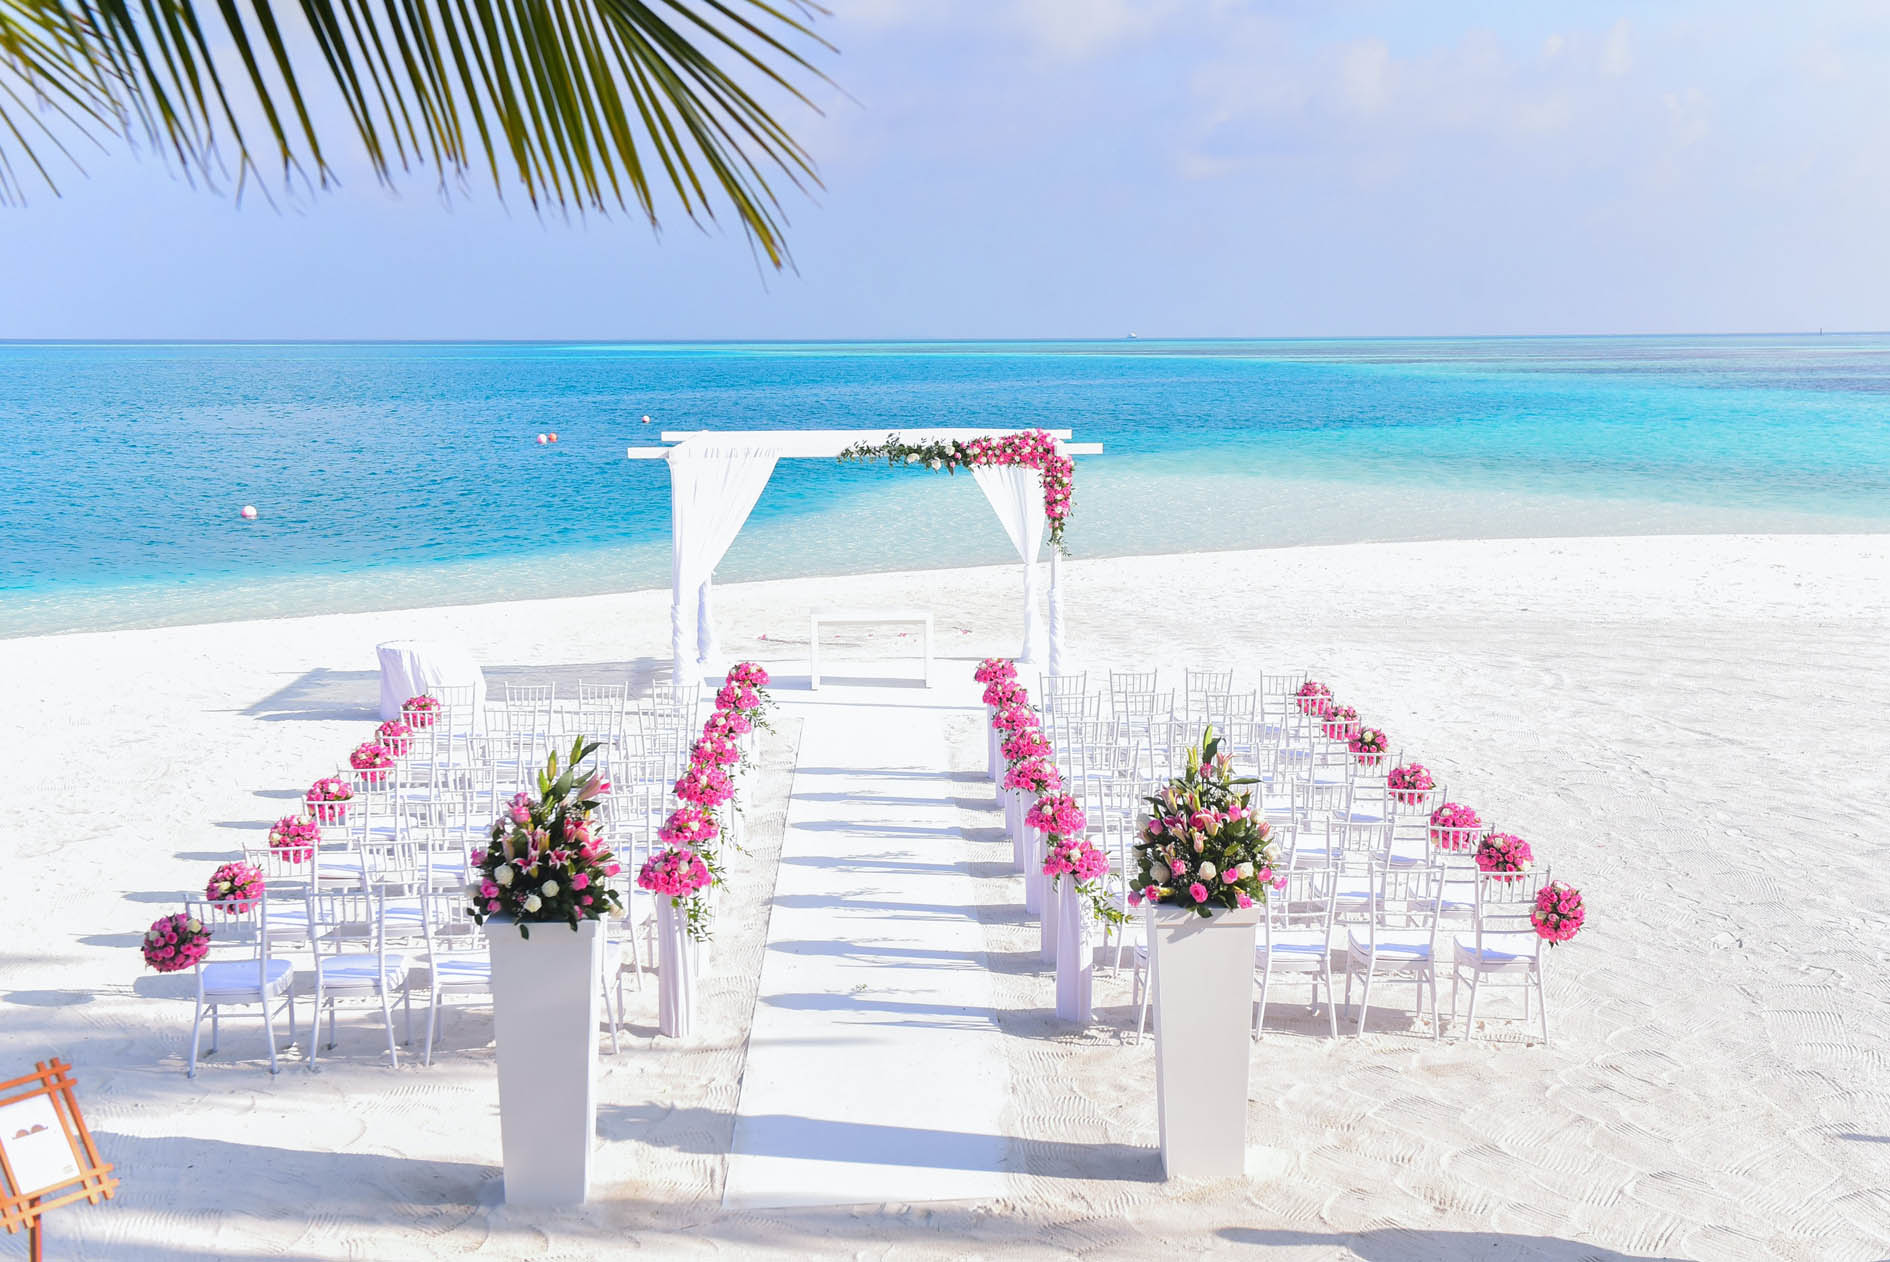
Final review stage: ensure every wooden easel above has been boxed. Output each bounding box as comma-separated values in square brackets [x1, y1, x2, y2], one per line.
[0, 1061, 117, 1261]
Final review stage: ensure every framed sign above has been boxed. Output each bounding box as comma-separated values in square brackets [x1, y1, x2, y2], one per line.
[0, 1059, 116, 1257]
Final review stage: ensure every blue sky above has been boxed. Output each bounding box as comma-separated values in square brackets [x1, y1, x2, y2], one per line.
[3, 1, 1887, 339]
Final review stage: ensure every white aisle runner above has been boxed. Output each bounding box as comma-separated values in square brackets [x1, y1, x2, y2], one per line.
[723, 693, 1012, 1210]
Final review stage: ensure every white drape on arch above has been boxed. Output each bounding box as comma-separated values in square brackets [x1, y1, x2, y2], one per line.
[667, 444, 779, 679]
[971, 462, 1048, 665]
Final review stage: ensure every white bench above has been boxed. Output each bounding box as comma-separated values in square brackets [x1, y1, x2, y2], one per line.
[808, 610, 933, 690]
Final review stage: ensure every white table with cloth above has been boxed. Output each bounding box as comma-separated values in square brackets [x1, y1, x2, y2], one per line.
[375, 639, 487, 721]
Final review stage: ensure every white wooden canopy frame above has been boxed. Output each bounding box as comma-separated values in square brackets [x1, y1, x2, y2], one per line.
[627, 429, 1103, 681]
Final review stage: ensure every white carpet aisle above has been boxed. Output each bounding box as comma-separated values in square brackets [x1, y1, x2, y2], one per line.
[723, 686, 1013, 1210]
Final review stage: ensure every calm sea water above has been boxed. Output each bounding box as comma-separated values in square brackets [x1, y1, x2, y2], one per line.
[3, 336, 1887, 637]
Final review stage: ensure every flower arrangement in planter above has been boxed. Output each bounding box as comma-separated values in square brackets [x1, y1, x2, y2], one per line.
[1042, 834, 1125, 927]
[982, 677, 1028, 709]
[469, 738, 622, 939]
[658, 805, 720, 850]
[1531, 881, 1586, 944]
[142, 912, 211, 972]
[1295, 680, 1332, 716]
[1025, 792, 1086, 839]
[376, 719, 413, 756]
[705, 707, 752, 740]
[714, 668, 774, 732]
[1003, 757, 1062, 796]
[402, 694, 440, 727]
[674, 762, 735, 810]
[973, 657, 1017, 685]
[204, 861, 265, 915]
[838, 429, 1076, 550]
[268, 814, 320, 863]
[349, 741, 396, 786]
[690, 733, 741, 769]
[992, 701, 1039, 733]
[1428, 802, 1483, 851]
[637, 846, 716, 941]
[1001, 727, 1053, 764]
[1320, 704, 1360, 741]
[1349, 727, 1390, 767]
[1386, 762, 1435, 805]
[306, 776, 353, 823]
[1476, 832, 1535, 880]
[1131, 728, 1284, 915]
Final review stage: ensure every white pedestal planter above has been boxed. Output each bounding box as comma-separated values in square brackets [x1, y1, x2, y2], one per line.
[657, 899, 698, 1039]
[1147, 903, 1263, 1179]
[487, 916, 603, 1206]
[1053, 878, 1092, 1022]
[1038, 868, 1059, 963]
[1022, 850, 1043, 915]
[986, 717, 1001, 784]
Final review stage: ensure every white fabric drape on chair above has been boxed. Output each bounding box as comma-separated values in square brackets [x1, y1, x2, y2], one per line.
[971, 463, 1047, 664]
[667, 444, 779, 679]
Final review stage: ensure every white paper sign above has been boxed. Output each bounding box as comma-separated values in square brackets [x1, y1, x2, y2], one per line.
[0, 1095, 81, 1195]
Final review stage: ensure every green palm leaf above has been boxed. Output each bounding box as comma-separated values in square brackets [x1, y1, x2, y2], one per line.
[0, 0, 827, 263]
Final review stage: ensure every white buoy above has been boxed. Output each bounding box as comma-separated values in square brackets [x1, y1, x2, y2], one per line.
[641, 415, 652, 424]
[536, 434, 549, 445]
[239, 505, 258, 520]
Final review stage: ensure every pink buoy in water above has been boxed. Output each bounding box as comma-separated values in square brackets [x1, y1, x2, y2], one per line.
[548, 432, 559, 443]
[239, 505, 258, 520]
[536, 434, 549, 445]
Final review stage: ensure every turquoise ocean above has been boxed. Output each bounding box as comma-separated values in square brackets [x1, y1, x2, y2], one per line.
[3, 336, 1887, 638]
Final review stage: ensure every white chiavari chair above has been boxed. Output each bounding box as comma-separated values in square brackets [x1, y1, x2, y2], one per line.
[419, 888, 491, 1065]
[1344, 862, 1447, 1038]
[1256, 868, 1339, 1038]
[1451, 867, 1553, 1043]
[183, 892, 297, 1077]
[306, 886, 415, 1068]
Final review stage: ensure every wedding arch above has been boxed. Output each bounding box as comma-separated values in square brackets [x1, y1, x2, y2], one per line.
[626, 429, 1103, 680]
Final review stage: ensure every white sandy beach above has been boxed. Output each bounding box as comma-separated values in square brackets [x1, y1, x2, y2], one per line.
[4, 533, 1889, 1260]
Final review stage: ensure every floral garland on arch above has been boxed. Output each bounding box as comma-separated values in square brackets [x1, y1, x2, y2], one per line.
[838, 430, 1075, 551]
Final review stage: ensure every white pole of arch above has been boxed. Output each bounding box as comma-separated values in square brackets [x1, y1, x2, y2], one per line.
[1048, 547, 1064, 675]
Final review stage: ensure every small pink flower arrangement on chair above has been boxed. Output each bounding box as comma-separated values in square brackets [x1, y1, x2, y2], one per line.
[1349, 727, 1390, 767]
[1295, 680, 1332, 716]
[349, 741, 396, 786]
[376, 718, 412, 756]
[1386, 762, 1435, 805]
[142, 912, 211, 973]
[204, 861, 265, 915]
[1428, 802, 1483, 851]
[268, 814, 320, 863]
[306, 776, 353, 823]
[1532, 881, 1586, 944]
[402, 694, 440, 728]
[1476, 832, 1535, 880]
[1321, 705, 1360, 741]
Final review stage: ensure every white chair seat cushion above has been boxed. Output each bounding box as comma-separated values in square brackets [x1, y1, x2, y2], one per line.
[1347, 930, 1434, 962]
[319, 953, 409, 987]
[202, 957, 295, 998]
[1453, 934, 1540, 968]
[430, 956, 492, 986]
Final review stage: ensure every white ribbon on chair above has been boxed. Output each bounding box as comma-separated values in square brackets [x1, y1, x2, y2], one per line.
[971, 462, 1046, 664]
[667, 443, 779, 680]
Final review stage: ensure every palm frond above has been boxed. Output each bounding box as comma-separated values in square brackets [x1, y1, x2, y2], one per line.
[0, 0, 828, 262]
